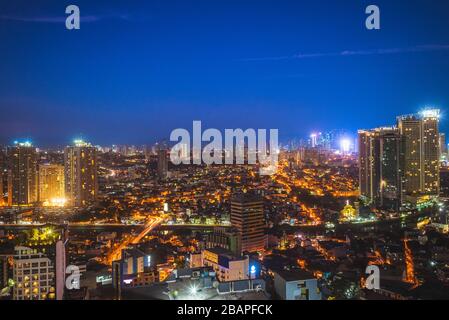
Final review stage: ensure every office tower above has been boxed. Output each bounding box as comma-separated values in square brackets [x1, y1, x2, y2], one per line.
[440, 133, 447, 156]
[38, 163, 65, 205]
[64, 140, 98, 206]
[397, 109, 440, 196]
[358, 127, 402, 208]
[230, 192, 266, 253]
[157, 147, 168, 179]
[6, 142, 38, 206]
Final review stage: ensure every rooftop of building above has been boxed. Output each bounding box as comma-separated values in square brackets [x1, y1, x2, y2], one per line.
[165, 266, 215, 282]
[373, 279, 417, 298]
[73, 139, 93, 147]
[203, 247, 247, 266]
[274, 269, 317, 282]
[121, 247, 147, 260]
[231, 192, 263, 204]
[205, 247, 232, 255]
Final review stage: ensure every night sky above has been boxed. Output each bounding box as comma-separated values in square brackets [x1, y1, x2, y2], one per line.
[1, 0, 449, 146]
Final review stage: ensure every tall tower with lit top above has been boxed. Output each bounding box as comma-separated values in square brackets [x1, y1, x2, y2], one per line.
[397, 109, 440, 197]
[64, 140, 98, 206]
[7, 141, 38, 206]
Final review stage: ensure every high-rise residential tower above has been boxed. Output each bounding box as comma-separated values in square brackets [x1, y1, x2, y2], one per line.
[64, 140, 98, 207]
[38, 163, 65, 205]
[358, 127, 402, 208]
[358, 129, 375, 202]
[379, 128, 403, 207]
[397, 115, 422, 195]
[397, 109, 440, 196]
[421, 110, 440, 194]
[7, 142, 38, 206]
[360, 109, 441, 208]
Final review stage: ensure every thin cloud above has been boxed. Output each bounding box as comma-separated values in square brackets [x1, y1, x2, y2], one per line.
[240, 44, 449, 62]
[0, 14, 130, 24]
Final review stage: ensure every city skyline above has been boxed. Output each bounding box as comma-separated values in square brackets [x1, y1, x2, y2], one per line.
[2, 0, 449, 305]
[1, 107, 446, 150]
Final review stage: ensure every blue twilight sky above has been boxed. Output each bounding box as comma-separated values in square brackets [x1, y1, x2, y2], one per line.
[1, 0, 449, 146]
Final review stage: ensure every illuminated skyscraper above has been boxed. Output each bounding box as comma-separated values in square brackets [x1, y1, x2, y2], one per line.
[397, 109, 440, 196]
[358, 130, 377, 203]
[360, 109, 441, 207]
[421, 110, 440, 194]
[64, 140, 98, 206]
[358, 127, 402, 207]
[397, 115, 422, 195]
[7, 142, 38, 206]
[38, 163, 65, 205]
[378, 128, 403, 207]
[230, 192, 266, 253]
